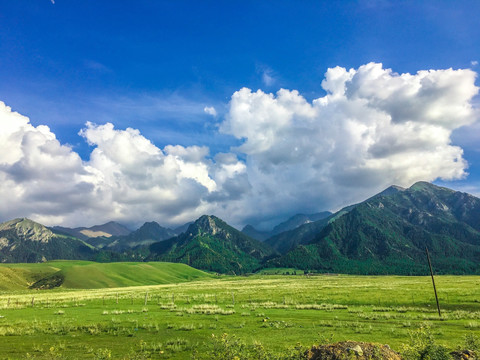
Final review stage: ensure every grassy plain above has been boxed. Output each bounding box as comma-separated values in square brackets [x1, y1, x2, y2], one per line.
[0, 263, 479, 359]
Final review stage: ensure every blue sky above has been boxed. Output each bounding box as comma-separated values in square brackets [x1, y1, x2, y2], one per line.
[0, 1, 479, 229]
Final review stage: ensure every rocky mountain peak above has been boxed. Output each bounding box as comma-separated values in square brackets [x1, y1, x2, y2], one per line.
[0, 218, 54, 243]
[190, 215, 223, 236]
[409, 181, 454, 194]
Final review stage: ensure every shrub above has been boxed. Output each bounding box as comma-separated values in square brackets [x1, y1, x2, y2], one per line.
[401, 324, 450, 360]
[203, 333, 273, 360]
[94, 348, 112, 360]
[199, 333, 307, 360]
[463, 333, 480, 352]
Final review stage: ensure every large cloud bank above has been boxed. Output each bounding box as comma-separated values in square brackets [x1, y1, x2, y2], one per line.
[0, 63, 478, 228]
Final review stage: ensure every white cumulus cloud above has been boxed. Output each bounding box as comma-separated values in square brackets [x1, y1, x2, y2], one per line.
[220, 63, 479, 227]
[0, 102, 98, 226]
[0, 104, 246, 227]
[0, 63, 478, 229]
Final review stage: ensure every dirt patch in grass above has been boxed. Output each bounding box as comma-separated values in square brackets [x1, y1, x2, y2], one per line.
[29, 271, 64, 289]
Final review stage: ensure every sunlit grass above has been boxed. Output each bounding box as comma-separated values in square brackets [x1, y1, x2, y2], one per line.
[0, 273, 479, 358]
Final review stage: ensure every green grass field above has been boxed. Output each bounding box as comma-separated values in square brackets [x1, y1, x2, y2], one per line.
[0, 262, 479, 359]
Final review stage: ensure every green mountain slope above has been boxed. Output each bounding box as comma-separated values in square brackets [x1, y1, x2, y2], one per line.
[264, 217, 332, 254]
[269, 182, 480, 274]
[263, 191, 406, 254]
[0, 261, 212, 290]
[0, 218, 95, 263]
[148, 215, 276, 274]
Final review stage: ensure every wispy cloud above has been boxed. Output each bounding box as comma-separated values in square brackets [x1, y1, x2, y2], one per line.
[262, 71, 274, 87]
[203, 106, 217, 117]
[256, 64, 276, 87]
[83, 60, 112, 73]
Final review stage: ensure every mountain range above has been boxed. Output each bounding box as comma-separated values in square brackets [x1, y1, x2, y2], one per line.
[53, 221, 132, 241]
[0, 218, 95, 262]
[148, 215, 275, 274]
[0, 182, 479, 275]
[268, 182, 480, 274]
[84, 221, 178, 252]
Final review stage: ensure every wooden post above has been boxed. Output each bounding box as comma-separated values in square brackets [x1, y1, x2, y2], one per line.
[116, 293, 119, 304]
[172, 293, 175, 305]
[7, 298, 10, 307]
[31, 297, 35, 307]
[426, 247, 441, 318]
[144, 291, 148, 306]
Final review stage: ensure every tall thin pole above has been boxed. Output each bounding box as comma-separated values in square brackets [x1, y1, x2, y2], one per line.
[426, 247, 441, 318]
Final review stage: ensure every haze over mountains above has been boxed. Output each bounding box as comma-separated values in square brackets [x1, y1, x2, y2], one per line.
[53, 222, 132, 241]
[84, 222, 178, 252]
[1, 182, 479, 275]
[242, 212, 332, 241]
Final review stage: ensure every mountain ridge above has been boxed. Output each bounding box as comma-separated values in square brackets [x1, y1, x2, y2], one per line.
[86, 221, 178, 251]
[0, 218, 95, 263]
[268, 181, 480, 274]
[1, 182, 479, 275]
[52, 221, 131, 241]
[148, 215, 276, 274]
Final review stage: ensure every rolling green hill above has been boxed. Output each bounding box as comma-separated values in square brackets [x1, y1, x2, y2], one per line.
[0, 262, 61, 291]
[0, 260, 212, 290]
